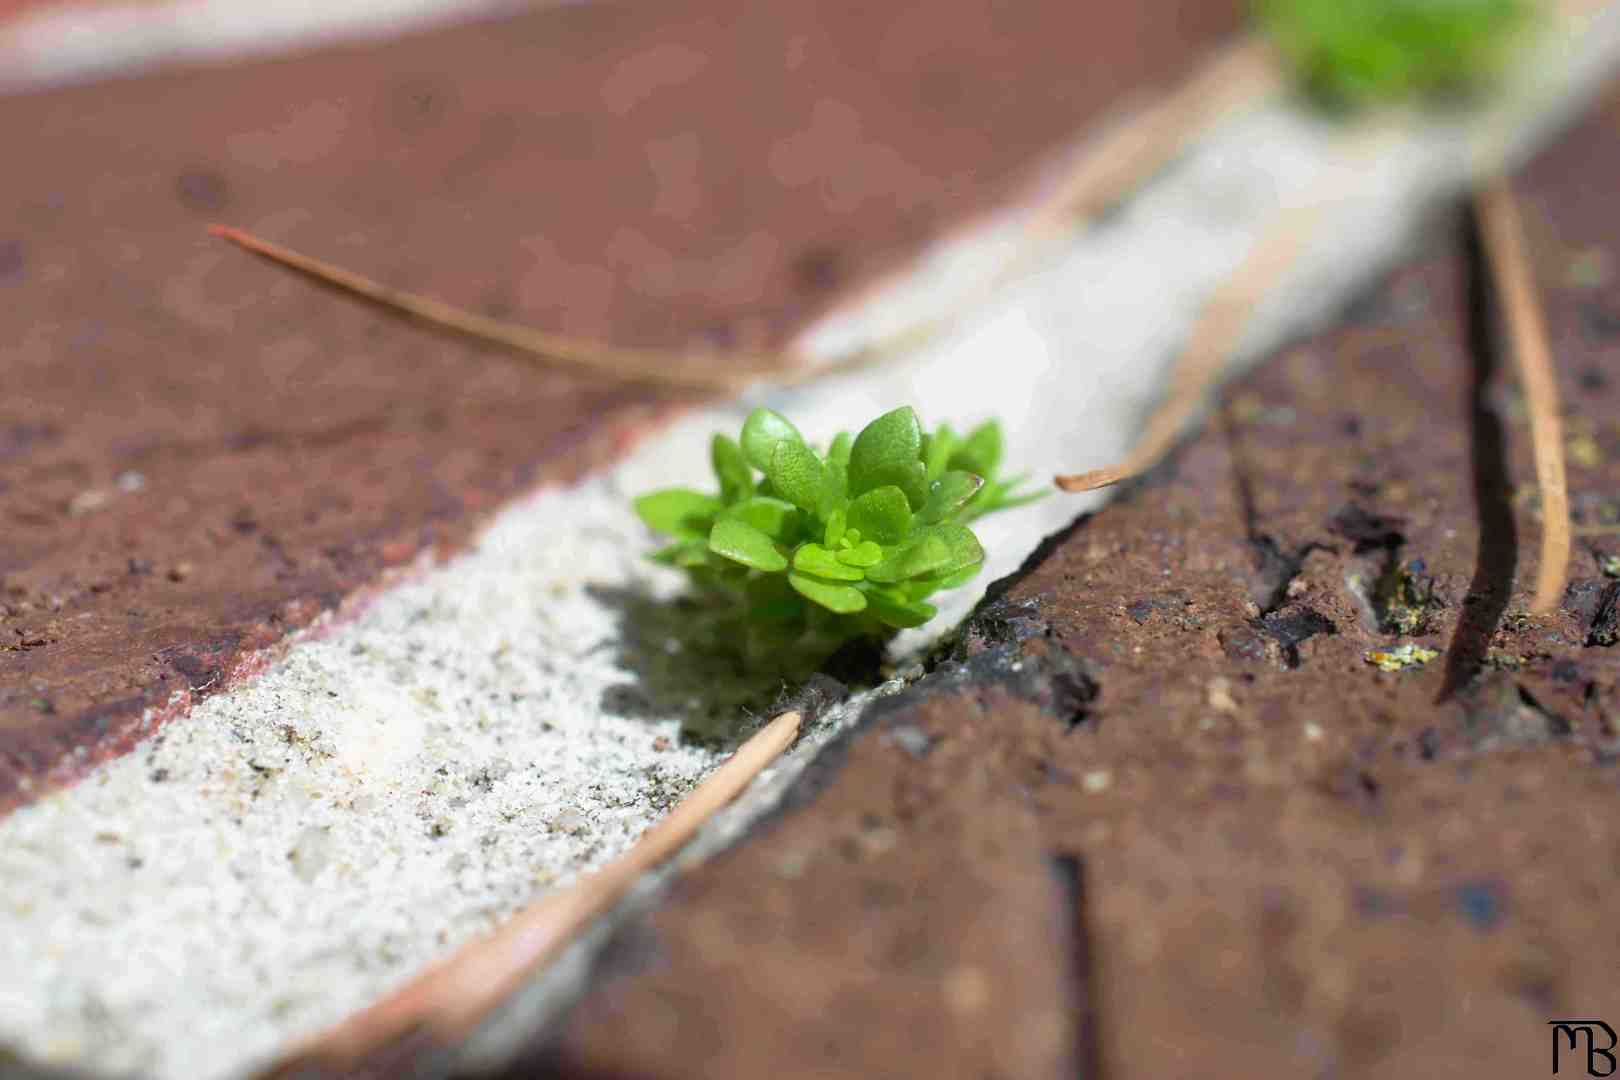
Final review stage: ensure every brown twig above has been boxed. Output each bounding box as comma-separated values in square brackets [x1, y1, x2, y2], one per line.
[1475, 179, 1570, 615]
[265, 709, 803, 1076]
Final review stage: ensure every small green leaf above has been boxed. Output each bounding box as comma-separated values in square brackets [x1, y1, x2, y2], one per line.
[897, 532, 954, 580]
[649, 540, 711, 568]
[867, 460, 928, 509]
[917, 471, 984, 525]
[922, 523, 985, 576]
[848, 406, 923, 499]
[827, 431, 854, 469]
[709, 518, 787, 572]
[932, 563, 982, 590]
[788, 572, 867, 613]
[862, 588, 937, 629]
[865, 548, 921, 584]
[740, 408, 804, 471]
[962, 472, 1047, 521]
[836, 540, 883, 568]
[866, 523, 983, 583]
[818, 454, 849, 517]
[768, 439, 826, 513]
[904, 562, 981, 600]
[793, 543, 864, 581]
[633, 489, 721, 539]
[722, 496, 801, 542]
[950, 420, 1003, 476]
[823, 464, 848, 505]
[711, 434, 754, 502]
[823, 507, 847, 548]
[847, 485, 912, 544]
[923, 425, 957, 482]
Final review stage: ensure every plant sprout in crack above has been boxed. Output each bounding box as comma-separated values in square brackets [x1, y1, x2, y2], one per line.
[634, 406, 1043, 671]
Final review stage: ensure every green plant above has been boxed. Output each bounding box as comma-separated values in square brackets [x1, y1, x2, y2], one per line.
[1257, 0, 1536, 108]
[634, 406, 1042, 669]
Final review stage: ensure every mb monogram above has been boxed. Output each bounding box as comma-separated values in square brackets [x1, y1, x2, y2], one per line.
[1550, 1020, 1617, 1077]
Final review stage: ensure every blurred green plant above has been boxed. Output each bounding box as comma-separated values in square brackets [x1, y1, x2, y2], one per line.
[1257, 0, 1538, 108]
[634, 406, 1042, 670]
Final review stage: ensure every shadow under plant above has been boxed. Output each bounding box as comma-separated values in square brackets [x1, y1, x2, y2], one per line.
[589, 583, 883, 744]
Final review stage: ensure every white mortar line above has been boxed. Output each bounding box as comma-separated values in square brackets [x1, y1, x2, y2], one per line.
[0, 0, 530, 94]
[3, 9, 1620, 1080]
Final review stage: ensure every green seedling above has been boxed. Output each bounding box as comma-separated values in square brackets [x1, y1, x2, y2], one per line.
[1258, 0, 1537, 108]
[634, 406, 1042, 669]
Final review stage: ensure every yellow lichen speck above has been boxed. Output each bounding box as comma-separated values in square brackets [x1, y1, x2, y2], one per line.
[1365, 643, 1440, 672]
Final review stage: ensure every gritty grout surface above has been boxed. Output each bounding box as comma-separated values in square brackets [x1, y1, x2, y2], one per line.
[0, 481, 731, 1078]
[4, 8, 1620, 1078]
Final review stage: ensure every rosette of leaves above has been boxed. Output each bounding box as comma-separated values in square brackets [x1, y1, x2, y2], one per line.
[633, 406, 1042, 669]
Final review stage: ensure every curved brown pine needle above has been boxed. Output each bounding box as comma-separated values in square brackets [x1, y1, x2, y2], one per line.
[1053, 198, 1324, 493]
[265, 710, 802, 1076]
[1053, 123, 1403, 496]
[1475, 179, 1570, 615]
[208, 225, 763, 391]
